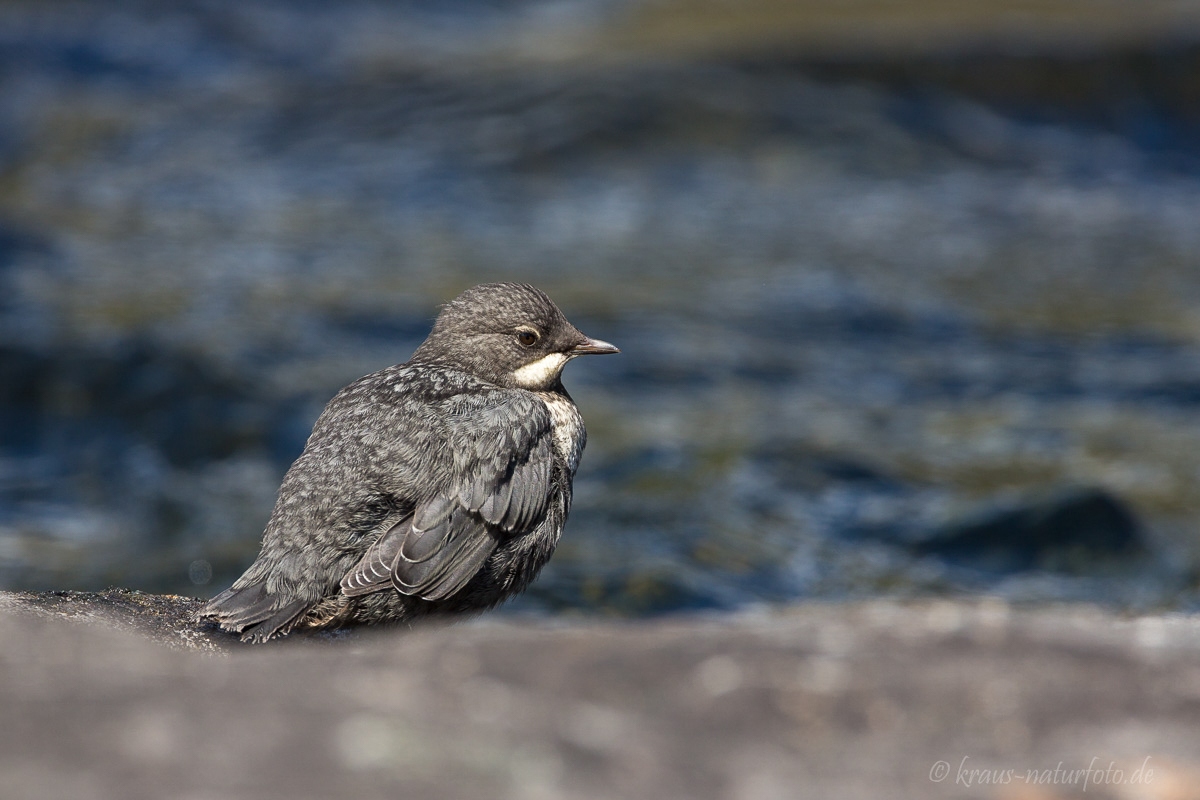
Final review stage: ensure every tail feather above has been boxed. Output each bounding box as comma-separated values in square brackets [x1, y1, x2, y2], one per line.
[197, 582, 311, 642]
[198, 583, 270, 628]
[238, 598, 311, 643]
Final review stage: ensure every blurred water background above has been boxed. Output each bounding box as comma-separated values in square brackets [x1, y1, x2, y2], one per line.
[4, 0, 1200, 617]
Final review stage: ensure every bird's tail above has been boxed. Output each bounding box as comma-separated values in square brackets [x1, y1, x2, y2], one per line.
[196, 582, 309, 643]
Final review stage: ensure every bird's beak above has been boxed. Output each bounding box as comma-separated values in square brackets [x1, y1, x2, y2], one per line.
[570, 337, 620, 356]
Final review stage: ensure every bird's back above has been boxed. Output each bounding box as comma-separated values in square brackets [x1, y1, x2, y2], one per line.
[199, 362, 580, 640]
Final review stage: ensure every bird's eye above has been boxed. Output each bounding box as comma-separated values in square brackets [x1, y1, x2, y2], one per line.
[516, 329, 539, 347]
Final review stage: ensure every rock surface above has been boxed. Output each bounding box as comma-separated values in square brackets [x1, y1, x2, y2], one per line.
[911, 487, 1148, 572]
[4, 590, 1200, 799]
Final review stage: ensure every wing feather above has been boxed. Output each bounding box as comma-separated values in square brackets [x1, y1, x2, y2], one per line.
[392, 506, 500, 600]
[340, 515, 413, 597]
[339, 390, 556, 604]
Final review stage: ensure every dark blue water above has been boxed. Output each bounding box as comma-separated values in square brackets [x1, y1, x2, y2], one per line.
[3, 0, 1200, 616]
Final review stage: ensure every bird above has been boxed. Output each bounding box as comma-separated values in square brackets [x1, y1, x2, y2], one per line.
[197, 282, 618, 642]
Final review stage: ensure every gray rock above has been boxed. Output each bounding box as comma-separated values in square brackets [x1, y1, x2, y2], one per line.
[4, 590, 1200, 799]
[915, 487, 1147, 572]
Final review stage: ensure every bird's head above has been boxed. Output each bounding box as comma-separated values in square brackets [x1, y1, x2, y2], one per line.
[413, 283, 619, 390]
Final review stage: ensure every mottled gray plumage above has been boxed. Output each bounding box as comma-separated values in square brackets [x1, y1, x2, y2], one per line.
[197, 283, 618, 642]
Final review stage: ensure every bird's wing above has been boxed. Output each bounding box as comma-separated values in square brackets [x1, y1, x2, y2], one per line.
[340, 390, 555, 601]
[340, 514, 412, 597]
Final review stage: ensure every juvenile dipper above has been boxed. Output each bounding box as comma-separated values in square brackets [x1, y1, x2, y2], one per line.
[198, 283, 618, 642]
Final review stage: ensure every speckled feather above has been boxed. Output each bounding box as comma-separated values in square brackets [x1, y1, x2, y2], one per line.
[197, 283, 612, 642]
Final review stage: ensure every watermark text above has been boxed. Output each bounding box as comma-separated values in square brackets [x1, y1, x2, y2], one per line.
[929, 756, 1155, 791]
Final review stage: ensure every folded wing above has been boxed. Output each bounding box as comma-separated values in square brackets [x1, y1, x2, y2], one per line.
[340, 391, 554, 601]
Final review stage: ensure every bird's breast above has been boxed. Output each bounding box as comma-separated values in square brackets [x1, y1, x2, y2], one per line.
[535, 392, 585, 475]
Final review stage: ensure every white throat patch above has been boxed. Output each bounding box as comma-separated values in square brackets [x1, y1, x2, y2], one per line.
[511, 352, 570, 389]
